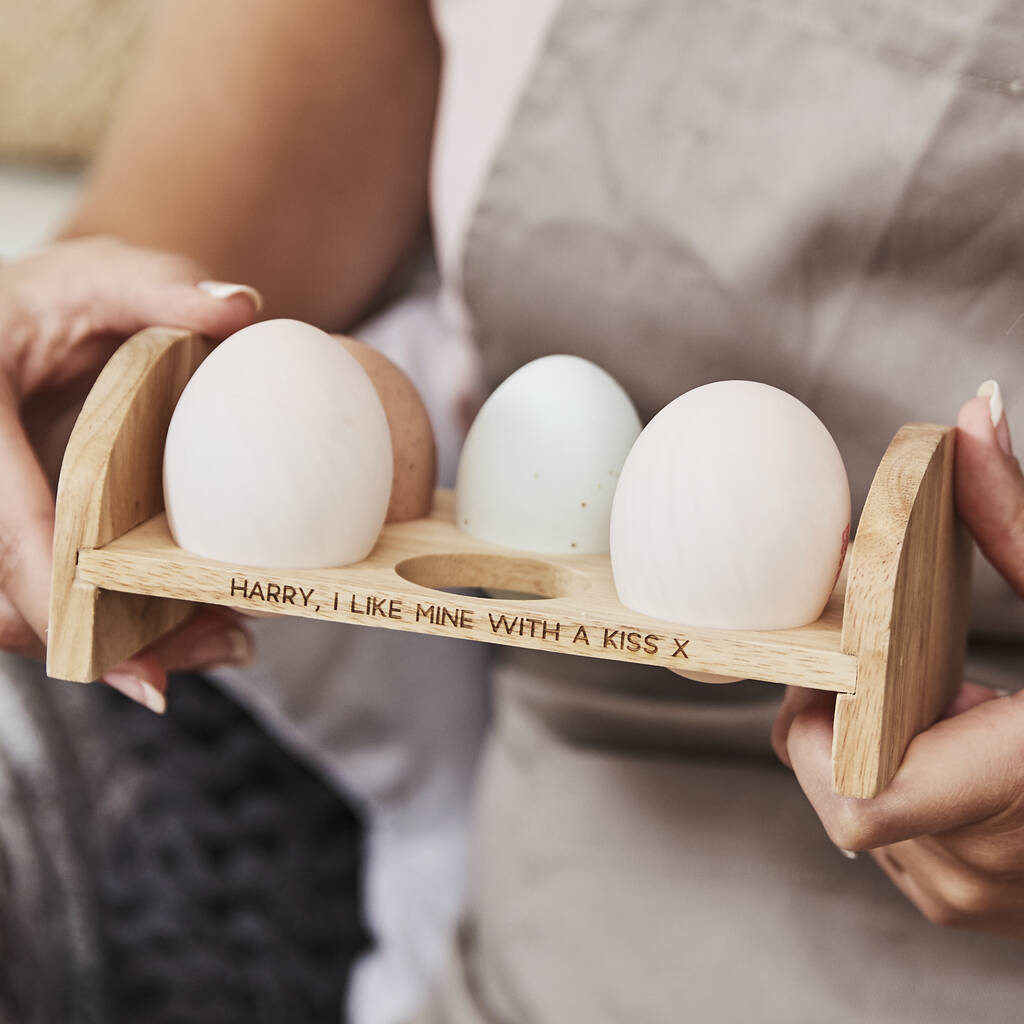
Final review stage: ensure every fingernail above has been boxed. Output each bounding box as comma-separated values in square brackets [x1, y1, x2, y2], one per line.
[837, 847, 859, 860]
[995, 688, 1013, 698]
[191, 627, 252, 668]
[977, 379, 1013, 455]
[197, 280, 264, 312]
[103, 672, 167, 714]
[226, 628, 252, 665]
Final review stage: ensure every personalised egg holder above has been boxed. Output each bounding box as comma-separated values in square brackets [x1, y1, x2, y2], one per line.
[48, 328, 973, 799]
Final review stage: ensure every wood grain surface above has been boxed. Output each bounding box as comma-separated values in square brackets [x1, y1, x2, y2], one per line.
[76, 491, 857, 691]
[834, 425, 972, 797]
[47, 327, 211, 682]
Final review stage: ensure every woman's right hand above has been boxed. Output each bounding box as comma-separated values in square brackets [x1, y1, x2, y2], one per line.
[0, 236, 263, 711]
[773, 384, 1024, 938]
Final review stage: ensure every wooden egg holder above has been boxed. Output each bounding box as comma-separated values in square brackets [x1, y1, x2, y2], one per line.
[48, 328, 973, 799]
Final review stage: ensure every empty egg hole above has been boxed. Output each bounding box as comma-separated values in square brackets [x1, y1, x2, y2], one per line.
[395, 553, 588, 602]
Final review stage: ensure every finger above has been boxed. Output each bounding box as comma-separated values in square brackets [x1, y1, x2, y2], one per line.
[15, 240, 263, 393]
[99, 607, 253, 713]
[786, 686, 1024, 851]
[0, 592, 45, 659]
[941, 680, 1008, 719]
[128, 277, 263, 342]
[91, 242, 263, 340]
[771, 685, 831, 767]
[63, 239, 264, 333]
[937, 817, 1024, 878]
[955, 383, 1024, 596]
[142, 606, 253, 672]
[775, 681, 1005, 767]
[103, 659, 168, 714]
[0, 394, 56, 643]
[871, 840, 956, 926]
[871, 838, 1024, 931]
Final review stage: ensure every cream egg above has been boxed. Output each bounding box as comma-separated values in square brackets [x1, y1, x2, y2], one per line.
[455, 355, 641, 553]
[163, 319, 392, 568]
[610, 380, 850, 631]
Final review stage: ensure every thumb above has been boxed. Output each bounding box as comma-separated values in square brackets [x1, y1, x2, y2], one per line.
[956, 380, 1024, 596]
[787, 685, 1024, 850]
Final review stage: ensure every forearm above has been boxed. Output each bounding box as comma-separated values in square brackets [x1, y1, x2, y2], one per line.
[64, 0, 439, 330]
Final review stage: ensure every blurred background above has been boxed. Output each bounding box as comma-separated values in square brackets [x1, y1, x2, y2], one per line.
[0, 0, 151, 255]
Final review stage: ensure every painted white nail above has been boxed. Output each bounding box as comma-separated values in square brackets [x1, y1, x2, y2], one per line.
[228, 628, 252, 666]
[104, 672, 167, 714]
[197, 280, 264, 312]
[976, 379, 1004, 430]
[139, 680, 168, 714]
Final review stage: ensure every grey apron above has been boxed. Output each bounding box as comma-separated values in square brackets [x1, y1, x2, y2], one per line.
[416, 0, 1024, 1021]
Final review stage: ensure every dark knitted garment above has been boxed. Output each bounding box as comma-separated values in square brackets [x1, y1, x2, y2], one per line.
[0, 655, 106, 1024]
[95, 673, 370, 1024]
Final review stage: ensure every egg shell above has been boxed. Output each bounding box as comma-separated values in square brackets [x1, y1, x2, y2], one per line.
[335, 336, 437, 522]
[163, 319, 392, 569]
[455, 355, 641, 554]
[610, 381, 851, 630]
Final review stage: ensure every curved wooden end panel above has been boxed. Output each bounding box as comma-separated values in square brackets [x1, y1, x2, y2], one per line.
[47, 328, 213, 683]
[833, 425, 973, 798]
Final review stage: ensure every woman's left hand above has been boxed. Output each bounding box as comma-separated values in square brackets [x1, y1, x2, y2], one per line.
[772, 383, 1024, 938]
[0, 237, 263, 709]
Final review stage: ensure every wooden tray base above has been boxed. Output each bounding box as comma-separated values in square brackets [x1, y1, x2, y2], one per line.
[75, 493, 856, 691]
